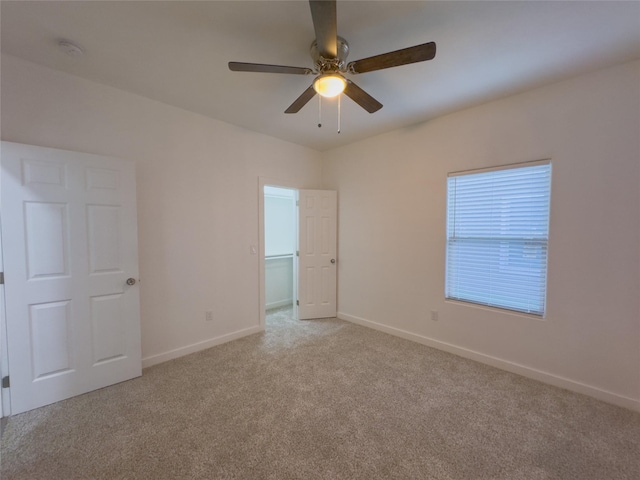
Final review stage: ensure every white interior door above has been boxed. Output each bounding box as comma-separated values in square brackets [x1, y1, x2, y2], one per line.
[298, 189, 337, 319]
[1, 142, 142, 414]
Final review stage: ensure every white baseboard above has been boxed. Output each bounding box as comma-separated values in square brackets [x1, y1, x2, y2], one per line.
[338, 312, 640, 413]
[266, 299, 293, 310]
[142, 325, 262, 369]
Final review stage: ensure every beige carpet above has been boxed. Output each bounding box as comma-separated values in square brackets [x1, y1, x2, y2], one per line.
[2, 307, 639, 479]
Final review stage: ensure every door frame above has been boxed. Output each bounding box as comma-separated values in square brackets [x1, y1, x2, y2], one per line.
[258, 177, 309, 330]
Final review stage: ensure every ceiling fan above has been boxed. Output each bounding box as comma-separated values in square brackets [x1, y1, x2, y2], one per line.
[228, 0, 436, 114]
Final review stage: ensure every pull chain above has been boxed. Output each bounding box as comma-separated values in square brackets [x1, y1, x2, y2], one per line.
[318, 95, 322, 128]
[337, 94, 341, 134]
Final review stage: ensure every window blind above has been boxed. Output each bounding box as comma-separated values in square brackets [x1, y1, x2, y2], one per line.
[446, 162, 552, 316]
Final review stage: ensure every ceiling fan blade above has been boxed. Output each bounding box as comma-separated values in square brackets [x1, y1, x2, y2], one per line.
[229, 62, 313, 75]
[285, 85, 317, 114]
[343, 80, 383, 113]
[347, 42, 436, 74]
[309, 0, 337, 58]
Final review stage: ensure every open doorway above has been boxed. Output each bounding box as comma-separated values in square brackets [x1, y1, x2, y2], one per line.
[258, 178, 338, 330]
[263, 186, 297, 325]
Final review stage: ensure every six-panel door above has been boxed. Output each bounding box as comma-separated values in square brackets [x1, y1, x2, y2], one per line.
[1, 142, 142, 414]
[298, 189, 337, 320]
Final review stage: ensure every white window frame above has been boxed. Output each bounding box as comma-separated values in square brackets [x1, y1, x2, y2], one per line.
[445, 160, 552, 316]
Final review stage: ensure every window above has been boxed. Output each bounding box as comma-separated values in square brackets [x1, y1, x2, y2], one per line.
[446, 161, 552, 316]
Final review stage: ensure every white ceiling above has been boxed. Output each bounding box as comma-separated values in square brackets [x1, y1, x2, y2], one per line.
[2, 1, 640, 151]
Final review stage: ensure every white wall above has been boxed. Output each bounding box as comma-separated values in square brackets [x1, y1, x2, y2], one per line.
[2, 53, 639, 411]
[0, 54, 322, 367]
[265, 257, 294, 310]
[323, 60, 640, 411]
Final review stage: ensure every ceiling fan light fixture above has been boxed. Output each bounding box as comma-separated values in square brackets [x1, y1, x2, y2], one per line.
[313, 74, 346, 98]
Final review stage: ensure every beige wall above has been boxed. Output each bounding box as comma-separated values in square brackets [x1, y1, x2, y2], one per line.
[2, 53, 639, 411]
[0, 54, 323, 365]
[323, 60, 640, 410]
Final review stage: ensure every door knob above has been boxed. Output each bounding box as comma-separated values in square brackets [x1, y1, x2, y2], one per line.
[330, 259, 336, 264]
[126, 278, 136, 286]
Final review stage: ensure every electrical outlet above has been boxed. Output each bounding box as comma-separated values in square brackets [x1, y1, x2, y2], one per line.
[430, 310, 439, 322]
[205, 311, 213, 322]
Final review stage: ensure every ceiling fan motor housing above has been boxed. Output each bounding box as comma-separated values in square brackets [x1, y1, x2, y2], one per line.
[311, 36, 349, 73]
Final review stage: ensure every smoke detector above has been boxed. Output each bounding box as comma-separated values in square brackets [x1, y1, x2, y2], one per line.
[58, 40, 84, 58]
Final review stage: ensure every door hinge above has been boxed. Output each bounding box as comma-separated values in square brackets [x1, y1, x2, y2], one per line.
[296, 300, 299, 306]
[1, 376, 9, 388]
[0, 272, 4, 285]
[296, 251, 299, 257]
[296, 201, 299, 207]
